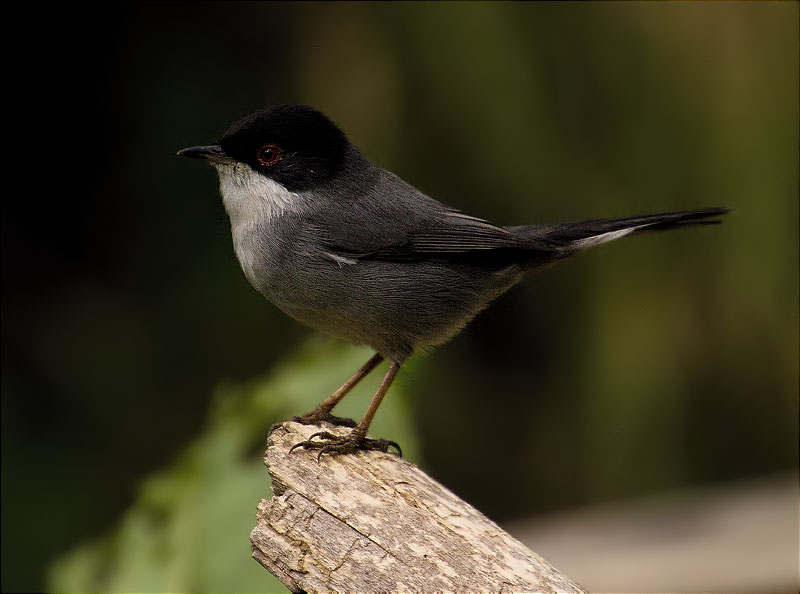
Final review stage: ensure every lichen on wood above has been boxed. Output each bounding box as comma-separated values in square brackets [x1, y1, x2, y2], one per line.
[251, 421, 585, 593]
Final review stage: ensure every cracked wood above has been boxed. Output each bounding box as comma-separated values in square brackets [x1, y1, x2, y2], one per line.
[251, 421, 585, 593]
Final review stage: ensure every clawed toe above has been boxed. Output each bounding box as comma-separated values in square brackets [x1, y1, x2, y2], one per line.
[289, 429, 402, 460]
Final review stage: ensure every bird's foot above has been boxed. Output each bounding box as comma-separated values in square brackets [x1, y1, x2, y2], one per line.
[289, 429, 402, 460]
[291, 407, 357, 428]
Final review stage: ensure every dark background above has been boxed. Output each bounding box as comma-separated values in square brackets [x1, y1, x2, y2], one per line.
[2, 2, 797, 592]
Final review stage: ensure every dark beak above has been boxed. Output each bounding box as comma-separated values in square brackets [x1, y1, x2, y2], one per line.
[176, 144, 227, 160]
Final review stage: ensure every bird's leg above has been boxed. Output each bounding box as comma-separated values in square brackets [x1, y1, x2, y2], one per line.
[292, 352, 385, 428]
[291, 360, 402, 458]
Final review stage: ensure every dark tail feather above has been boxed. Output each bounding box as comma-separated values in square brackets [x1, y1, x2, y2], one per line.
[511, 207, 730, 253]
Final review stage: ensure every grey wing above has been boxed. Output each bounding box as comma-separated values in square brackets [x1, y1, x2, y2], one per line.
[310, 171, 524, 262]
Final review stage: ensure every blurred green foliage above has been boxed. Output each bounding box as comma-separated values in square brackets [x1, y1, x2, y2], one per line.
[47, 339, 418, 593]
[2, 2, 797, 592]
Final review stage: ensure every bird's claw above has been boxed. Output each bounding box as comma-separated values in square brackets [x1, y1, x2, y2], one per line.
[289, 429, 402, 460]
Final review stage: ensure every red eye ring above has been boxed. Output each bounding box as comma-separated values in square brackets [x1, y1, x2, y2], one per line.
[257, 144, 283, 167]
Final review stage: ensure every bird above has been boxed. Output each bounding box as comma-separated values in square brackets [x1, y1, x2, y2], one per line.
[178, 104, 728, 458]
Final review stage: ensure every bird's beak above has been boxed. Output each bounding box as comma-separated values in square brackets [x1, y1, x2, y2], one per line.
[176, 144, 229, 162]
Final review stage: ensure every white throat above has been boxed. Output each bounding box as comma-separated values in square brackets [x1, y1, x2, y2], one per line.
[214, 162, 303, 230]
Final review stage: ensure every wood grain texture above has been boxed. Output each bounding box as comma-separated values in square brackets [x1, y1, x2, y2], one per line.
[251, 422, 585, 593]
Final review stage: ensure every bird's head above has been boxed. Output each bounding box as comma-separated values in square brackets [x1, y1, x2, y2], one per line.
[178, 104, 350, 193]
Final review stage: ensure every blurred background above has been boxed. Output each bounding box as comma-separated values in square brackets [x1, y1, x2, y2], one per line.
[2, 2, 797, 592]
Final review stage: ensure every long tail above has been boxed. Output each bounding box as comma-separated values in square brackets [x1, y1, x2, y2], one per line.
[509, 207, 730, 259]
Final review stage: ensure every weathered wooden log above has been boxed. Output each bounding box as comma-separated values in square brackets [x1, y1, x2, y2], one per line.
[251, 421, 585, 593]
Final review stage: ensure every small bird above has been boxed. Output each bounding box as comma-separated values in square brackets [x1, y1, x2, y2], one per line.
[178, 104, 727, 458]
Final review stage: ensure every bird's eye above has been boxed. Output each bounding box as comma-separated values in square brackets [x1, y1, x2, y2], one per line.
[257, 144, 283, 167]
